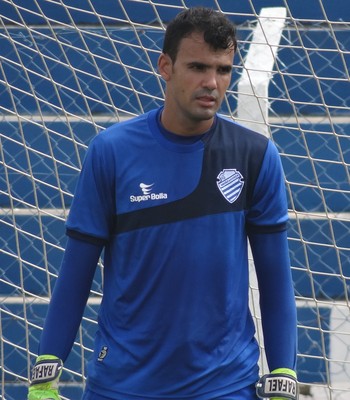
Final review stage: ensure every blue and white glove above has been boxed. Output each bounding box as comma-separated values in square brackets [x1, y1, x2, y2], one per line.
[28, 355, 63, 400]
[256, 368, 298, 399]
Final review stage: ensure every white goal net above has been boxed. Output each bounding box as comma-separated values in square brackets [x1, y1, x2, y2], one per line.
[1, 1, 349, 399]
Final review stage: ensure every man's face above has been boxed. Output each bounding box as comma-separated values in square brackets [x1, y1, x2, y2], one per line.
[159, 31, 234, 134]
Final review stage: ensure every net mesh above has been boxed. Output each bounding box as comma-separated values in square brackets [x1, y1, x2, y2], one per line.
[0, 1, 349, 399]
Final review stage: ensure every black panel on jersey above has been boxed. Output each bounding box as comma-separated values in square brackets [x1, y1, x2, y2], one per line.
[114, 119, 269, 234]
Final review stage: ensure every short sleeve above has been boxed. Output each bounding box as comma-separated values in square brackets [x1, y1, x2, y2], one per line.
[66, 133, 116, 241]
[246, 140, 288, 232]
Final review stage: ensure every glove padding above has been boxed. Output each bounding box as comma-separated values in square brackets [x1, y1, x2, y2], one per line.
[28, 355, 63, 400]
[256, 368, 298, 399]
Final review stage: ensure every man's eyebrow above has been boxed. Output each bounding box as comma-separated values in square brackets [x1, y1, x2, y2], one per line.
[187, 61, 209, 68]
[186, 61, 232, 69]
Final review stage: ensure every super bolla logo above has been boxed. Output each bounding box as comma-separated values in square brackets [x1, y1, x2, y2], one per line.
[130, 182, 168, 203]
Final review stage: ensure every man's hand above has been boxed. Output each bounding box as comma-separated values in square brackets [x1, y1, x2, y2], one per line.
[28, 355, 63, 400]
[256, 368, 298, 399]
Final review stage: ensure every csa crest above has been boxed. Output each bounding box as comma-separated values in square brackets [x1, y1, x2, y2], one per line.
[217, 169, 244, 204]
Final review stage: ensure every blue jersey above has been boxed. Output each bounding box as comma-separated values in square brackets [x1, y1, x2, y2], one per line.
[66, 107, 289, 399]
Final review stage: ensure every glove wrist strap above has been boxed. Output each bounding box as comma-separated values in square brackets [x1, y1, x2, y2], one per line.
[31, 358, 63, 385]
[256, 372, 298, 399]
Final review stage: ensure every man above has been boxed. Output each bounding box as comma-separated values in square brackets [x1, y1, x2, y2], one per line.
[28, 7, 298, 400]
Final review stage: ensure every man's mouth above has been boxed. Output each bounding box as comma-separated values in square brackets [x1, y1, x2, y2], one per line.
[196, 95, 216, 107]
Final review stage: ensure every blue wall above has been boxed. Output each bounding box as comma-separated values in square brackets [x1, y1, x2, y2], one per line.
[1, 1, 350, 397]
[2, 0, 349, 25]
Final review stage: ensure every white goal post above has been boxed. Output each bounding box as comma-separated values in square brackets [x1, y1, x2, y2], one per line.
[1, 1, 350, 400]
[237, 6, 287, 136]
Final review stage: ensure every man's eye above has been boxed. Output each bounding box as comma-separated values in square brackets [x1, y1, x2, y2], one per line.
[189, 64, 206, 71]
[218, 66, 232, 74]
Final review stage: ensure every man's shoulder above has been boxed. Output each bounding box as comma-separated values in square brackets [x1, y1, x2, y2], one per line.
[99, 111, 152, 140]
[217, 115, 268, 141]
[215, 114, 269, 155]
[85, 110, 158, 157]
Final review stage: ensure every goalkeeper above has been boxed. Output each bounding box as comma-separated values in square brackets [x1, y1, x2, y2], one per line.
[28, 6, 298, 400]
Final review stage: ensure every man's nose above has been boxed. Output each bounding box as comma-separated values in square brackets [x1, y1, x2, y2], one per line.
[202, 71, 218, 90]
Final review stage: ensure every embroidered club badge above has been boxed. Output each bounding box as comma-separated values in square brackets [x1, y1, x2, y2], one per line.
[217, 169, 244, 204]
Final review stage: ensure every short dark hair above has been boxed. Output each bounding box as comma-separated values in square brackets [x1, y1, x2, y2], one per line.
[162, 7, 237, 63]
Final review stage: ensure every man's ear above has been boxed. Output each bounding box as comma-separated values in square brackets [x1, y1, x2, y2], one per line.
[158, 53, 173, 81]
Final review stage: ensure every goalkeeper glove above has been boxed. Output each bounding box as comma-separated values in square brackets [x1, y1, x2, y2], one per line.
[256, 368, 298, 400]
[28, 355, 63, 400]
